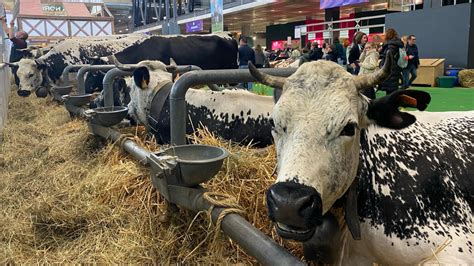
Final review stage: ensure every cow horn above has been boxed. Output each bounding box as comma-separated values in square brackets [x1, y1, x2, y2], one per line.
[169, 58, 177, 67]
[354, 50, 393, 91]
[167, 58, 177, 72]
[248, 62, 286, 89]
[5, 62, 19, 67]
[112, 56, 134, 71]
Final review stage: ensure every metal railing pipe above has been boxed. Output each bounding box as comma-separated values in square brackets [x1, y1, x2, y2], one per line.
[169, 68, 297, 145]
[167, 185, 303, 265]
[61, 64, 88, 86]
[102, 68, 134, 107]
[88, 123, 150, 165]
[77, 65, 117, 94]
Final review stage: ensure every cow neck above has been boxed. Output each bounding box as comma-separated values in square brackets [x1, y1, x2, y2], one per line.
[146, 82, 173, 133]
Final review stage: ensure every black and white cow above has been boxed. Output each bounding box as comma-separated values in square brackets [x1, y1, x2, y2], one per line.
[248, 56, 473, 264]
[103, 32, 238, 70]
[13, 34, 148, 96]
[122, 60, 273, 147]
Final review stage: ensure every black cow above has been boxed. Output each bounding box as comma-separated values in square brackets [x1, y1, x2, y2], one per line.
[106, 32, 238, 70]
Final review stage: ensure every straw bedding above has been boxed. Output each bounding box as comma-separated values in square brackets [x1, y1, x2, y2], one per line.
[0, 92, 303, 263]
[458, 69, 474, 88]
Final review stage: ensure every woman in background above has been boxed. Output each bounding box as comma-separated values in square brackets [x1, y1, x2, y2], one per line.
[379, 28, 404, 95]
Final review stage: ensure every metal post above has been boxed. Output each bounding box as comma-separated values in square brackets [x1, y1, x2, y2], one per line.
[153, 0, 159, 21]
[102, 68, 134, 107]
[172, 0, 178, 21]
[76, 65, 116, 94]
[164, 0, 170, 21]
[170, 68, 297, 145]
[61, 64, 88, 86]
[158, 0, 162, 20]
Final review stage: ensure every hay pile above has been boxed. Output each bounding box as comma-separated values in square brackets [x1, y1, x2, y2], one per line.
[458, 69, 474, 88]
[0, 93, 303, 263]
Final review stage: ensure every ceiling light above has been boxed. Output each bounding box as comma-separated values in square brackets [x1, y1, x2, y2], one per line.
[271, 9, 275, 12]
[128, 15, 132, 19]
[252, 36, 256, 40]
[298, 11, 302, 13]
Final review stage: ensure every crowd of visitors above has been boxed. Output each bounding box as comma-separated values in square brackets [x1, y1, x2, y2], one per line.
[238, 28, 420, 96]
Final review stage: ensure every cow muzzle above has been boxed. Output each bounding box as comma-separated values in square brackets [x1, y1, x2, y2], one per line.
[17, 89, 32, 97]
[267, 181, 322, 241]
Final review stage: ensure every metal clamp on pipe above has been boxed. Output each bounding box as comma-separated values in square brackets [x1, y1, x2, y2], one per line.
[61, 64, 89, 86]
[169, 68, 297, 145]
[77, 65, 117, 94]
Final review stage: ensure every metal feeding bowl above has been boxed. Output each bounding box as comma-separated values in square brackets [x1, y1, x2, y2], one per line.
[86, 106, 128, 127]
[162, 144, 229, 186]
[62, 93, 93, 107]
[51, 85, 73, 101]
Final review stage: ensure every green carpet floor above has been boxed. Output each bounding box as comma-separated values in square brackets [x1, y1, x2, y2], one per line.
[253, 84, 474, 112]
[376, 87, 474, 112]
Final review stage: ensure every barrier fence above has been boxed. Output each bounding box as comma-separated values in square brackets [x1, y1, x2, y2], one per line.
[0, 17, 10, 134]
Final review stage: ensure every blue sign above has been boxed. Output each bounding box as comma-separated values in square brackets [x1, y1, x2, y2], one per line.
[320, 0, 367, 9]
[186, 20, 203, 33]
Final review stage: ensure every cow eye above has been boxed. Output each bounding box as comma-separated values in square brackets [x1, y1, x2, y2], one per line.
[28, 73, 34, 78]
[340, 123, 356, 137]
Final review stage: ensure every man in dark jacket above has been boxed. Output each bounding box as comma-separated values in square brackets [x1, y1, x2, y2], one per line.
[1, 16, 28, 87]
[403, 35, 420, 89]
[238, 36, 255, 89]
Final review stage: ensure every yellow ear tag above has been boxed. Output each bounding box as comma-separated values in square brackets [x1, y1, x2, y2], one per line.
[141, 78, 148, 89]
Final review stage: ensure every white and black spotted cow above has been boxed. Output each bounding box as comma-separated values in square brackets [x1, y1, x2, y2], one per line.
[248, 55, 473, 264]
[123, 60, 274, 147]
[13, 34, 148, 97]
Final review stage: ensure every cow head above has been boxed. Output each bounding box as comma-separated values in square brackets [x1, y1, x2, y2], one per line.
[130, 60, 172, 91]
[16, 58, 47, 97]
[126, 60, 173, 127]
[249, 52, 430, 242]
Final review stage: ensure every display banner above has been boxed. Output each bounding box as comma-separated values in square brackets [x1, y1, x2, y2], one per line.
[41, 2, 67, 16]
[294, 27, 301, 39]
[211, 0, 223, 33]
[320, 0, 367, 9]
[186, 20, 203, 33]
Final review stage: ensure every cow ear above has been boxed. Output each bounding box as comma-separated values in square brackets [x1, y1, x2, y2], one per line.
[34, 59, 47, 70]
[133, 66, 150, 90]
[367, 90, 431, 129]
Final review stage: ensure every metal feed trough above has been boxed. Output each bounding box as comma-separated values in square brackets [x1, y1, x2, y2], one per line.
[65, 65, 302, 265]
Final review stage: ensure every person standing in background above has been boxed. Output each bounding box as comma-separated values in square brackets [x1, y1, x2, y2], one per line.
[403, 35, 420, 89]
[324, 44, 337, 63]
[348, 31, 368, 75]
[238, 36, 255, 89]
[334, 38, 346, 65]
[1, 16, 28, 88]
[379, 28, 404, 95]
[358, 42, 380, 99]
[254, 44, 265, 68]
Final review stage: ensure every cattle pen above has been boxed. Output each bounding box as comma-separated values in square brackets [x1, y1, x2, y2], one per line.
[0, 60, 306, 264]
[63, 64, 301, 265]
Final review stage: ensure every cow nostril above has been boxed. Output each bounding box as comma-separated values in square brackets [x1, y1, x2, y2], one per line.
[299, 195, 315, 213]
